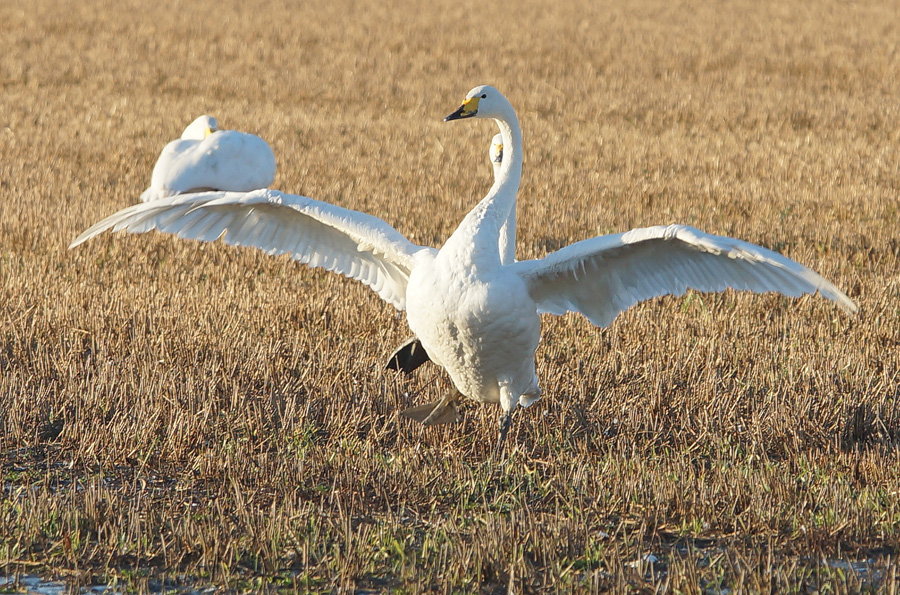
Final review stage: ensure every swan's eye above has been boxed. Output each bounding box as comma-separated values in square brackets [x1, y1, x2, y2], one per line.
[481, 94, 487, 99]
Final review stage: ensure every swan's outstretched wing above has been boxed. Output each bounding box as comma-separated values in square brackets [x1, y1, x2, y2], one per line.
[512, 224, 857, 327]
[70, 189, 434, 310]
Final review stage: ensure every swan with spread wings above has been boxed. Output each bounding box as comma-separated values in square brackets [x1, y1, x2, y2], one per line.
[71, 86, 856, 450]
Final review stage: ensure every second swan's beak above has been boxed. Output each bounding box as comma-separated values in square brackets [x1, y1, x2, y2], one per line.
[444, 96, 480, 122]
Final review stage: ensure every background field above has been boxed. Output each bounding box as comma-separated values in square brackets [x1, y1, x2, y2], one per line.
[2, 0, 899, 592]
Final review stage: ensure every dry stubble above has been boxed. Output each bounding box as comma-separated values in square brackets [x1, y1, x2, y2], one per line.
[1, 0, 899, 592]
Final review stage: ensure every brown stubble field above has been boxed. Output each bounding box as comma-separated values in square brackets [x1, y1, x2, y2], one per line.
[2, 0, 900, 592]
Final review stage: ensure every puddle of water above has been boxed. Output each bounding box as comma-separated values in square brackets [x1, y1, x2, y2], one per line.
[824, 558, 885, 587]
[1, 556, 890, 593]
[1, 574, 131, 594]
[0, 574, 223, 595]
[0, 574, 69, 594]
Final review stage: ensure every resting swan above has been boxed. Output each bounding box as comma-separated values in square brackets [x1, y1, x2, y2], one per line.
[71, 85, 857, 450]
[140, 115, 277, 202]
[386, 133, 506, 373]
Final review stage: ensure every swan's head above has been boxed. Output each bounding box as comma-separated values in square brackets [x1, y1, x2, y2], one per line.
[489, 133, 503, 165]
[444, 85, 512, 122]
[181, 115, 218, 140]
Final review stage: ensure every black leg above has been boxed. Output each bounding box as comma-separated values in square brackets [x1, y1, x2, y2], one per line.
[495, 409, 514, 455]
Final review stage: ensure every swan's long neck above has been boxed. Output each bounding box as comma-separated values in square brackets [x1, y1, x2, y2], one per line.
[443, 113, 522, 271]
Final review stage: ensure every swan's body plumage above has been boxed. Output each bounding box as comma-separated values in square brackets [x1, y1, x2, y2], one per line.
[140, 115, 277, 202]
[387, 132, 507, 374]
[489, 132, 516, 266]
[72, 86, 857, 448]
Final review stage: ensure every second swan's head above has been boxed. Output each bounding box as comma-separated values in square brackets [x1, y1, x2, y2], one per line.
[181, 115, 218, 140]
[444, 85, 512, 122]
[489, 133, 503, 166]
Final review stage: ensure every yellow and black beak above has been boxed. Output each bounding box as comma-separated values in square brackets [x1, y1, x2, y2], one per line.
[444, 96, 480, 121]
[493, 143, 504, 163]
[204, 126, 216, 138]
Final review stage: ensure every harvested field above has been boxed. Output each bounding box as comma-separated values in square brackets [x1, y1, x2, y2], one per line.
[2, 0, 899, 592]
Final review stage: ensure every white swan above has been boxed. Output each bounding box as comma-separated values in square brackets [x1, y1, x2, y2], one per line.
[489, 133, 515, 265]
[386, 132, 507, 373]
[489, 133, 504, 167]
[140, 115, 277, 202]
[70, 85, 857, 450]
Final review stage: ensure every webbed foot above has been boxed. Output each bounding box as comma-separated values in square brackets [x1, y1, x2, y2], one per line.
[400, 390, 462, 425]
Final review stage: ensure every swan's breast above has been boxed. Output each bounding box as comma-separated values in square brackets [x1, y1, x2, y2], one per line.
[406, 265, 540, 403]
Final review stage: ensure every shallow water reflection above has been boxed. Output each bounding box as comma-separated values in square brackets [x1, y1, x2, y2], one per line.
[1, 574, 79, 594]
[0, 574, 212, 594]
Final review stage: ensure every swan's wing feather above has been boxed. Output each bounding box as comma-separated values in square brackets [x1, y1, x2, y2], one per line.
[512, 224, 857, 327]
[70, 189, 433, 310]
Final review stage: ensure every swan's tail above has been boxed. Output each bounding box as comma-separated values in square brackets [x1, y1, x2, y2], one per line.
[400, 391, 462, 425]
